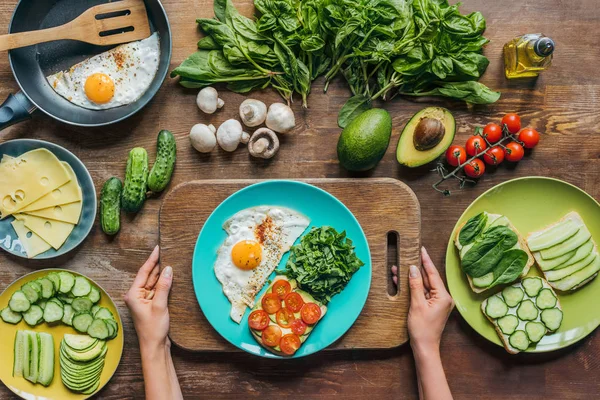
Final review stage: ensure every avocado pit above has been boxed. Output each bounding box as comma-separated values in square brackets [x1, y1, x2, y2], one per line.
[413, 117, 445, 151]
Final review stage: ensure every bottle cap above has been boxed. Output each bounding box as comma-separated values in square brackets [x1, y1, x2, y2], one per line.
[534, 37, 555, 57]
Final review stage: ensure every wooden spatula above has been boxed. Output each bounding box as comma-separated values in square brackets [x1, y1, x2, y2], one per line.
[0, 0, 151, 51]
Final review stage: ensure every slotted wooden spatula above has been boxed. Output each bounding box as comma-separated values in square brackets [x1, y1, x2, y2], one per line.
[0, 0, 151, 51]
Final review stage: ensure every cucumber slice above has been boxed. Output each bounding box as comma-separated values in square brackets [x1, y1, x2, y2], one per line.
[43, 301, 64, 323]
[71, 277, 92, 297]
[540, 228, 592, 260]
[1, 307, 22, 324]
[536, 249, 576, 271]
[63, 334, 98, 351]
[541, 308, 563, 331]
[527, 219, 580, 251]
[38, 301, 47, 310]
[472, 272, 494, 288]
[501, 286, 524, 307]
[37, 332, 54, 386]
[87, 319, 110, 340]
[72, 298, 93, 313]
[91, 305, 100, 316]
[94, 307, 114, 320]
[485, 296, 508, 319]
[22, 330, 32, 380]
[24, 331, 39, 384]
[105, 320, 116, 338]
[88, 287, 101, 304]
[536, 288, 557, 309]
[23, 305, 44, 326]
[497, 314, 519, 335]
[522, 277, 543, 297]
[62, 304, 75, 326]
[546, 253, 597, 282]
[39, 278, 55, 299]
[105, 319, 119, 339]
[552, 256, 600, 291]
[553, 240, 594, 270]
[58, 272, 76, 294]
[30, 281, 42, 295]
[508, 330, 530, 351]
[525, 321, 547, 343]
[13, 331, 26, 378]
[9, 291, 31, 313]
[517, 299, 538, 321]
[21, 282, 40, 304]
[72, 313, 94, 334]
[47, 273, 61, 292]
[57, 294, 73, 304]
[48, 298, 64, 308]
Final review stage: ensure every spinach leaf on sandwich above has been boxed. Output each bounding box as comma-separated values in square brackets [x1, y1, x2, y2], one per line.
[283, 226, 364, 304]
[489, 249, 529, 287]
[459, 212, 488, 246]
[462, 226, 518, 278]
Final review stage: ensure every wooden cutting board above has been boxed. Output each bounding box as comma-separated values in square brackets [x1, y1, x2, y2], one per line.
[159, 178, 420, 352]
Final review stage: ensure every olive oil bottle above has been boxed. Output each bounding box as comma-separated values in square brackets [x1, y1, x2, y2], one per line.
[503, 34, 555, 79]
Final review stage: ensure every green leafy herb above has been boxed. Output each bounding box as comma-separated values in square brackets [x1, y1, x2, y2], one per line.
[459, 212, 488, 246]
[283, 226, 364, 304]
[462, 226, 518, 278]
[489, 249, 528, 287]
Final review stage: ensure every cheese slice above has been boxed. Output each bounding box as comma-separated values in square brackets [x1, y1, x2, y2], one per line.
[23, 201, 82, 224]
[0, 149, 70, 218]
[11, 219, 52, 258]
[14, 213, 74, 250]
[1, 154, 14, 163]
[19, 162, 82, 213]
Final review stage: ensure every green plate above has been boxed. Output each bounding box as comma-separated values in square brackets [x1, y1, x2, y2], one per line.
[446, 177, 600, 352]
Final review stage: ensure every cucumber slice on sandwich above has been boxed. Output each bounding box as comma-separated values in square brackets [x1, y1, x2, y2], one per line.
[485, 296, 508, 319]
[509, 330, 530, 351]
[517, 299, 538, 321]
[535, 288, 557, 309]
[525, 321, 547, 343]
[502, 286, 524, 307]
[541, 308, 563, 331]
[497, 315, 519, 335]
[522, 277, 543, 297]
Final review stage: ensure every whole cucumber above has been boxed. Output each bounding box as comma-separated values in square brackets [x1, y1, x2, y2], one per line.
[100, 177, 123, 235]
[121, 147, 149, 213]
[148, 130, 177, 192]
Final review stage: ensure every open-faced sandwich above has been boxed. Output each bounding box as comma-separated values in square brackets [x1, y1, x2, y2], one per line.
[248, 276, 327, 356]
[527, 211, 599, 292]
[455, 212, 535, 293]
[482, 276, 562, 354]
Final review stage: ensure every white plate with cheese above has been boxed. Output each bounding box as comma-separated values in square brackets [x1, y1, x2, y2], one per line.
[0, 139, 96, 259]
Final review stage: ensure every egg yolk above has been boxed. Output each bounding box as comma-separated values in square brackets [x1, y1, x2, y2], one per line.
[231, 240, 262, 270]
[84, 73, 115, 104]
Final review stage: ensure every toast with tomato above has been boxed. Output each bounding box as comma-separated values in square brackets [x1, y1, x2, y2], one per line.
[248, 276, 327, 356]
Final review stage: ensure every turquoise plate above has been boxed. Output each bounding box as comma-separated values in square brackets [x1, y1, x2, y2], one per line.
[0, 139, 97, 259]
[192, 180, 372, 358]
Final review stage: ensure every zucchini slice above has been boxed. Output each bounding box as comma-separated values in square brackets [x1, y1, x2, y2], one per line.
[9, 290, 31, 313]
[522, 277, 543, 297]
[502, 286, 524, 307]
[72, 313, 94, 334]
[71, 277, 92, 297]
[525, 321, 547, 343]
[485, 296, 508, 319]
[43, 301, 64, 323]
[23, 305, 44, 326]
[497, 314, 519, 335]
[58, 272, 76, 294]
[536, 288, 557, 310]
[541, 308, 563, 331]
[517, 299, 538, 321]
[509, 330, 530, 351]
[1, 307, 22, 324]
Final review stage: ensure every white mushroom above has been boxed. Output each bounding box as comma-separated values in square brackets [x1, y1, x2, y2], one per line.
[248, 128, 280, 159]
[266, 103, 295, 133]
[239, 99, 267, 127]
[217, 119, 250, 152]
[189, 124, 217, 153]
[196, 87, 224, 114]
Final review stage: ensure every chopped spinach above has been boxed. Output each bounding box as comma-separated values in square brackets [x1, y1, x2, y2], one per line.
[459, 212, 488, 246]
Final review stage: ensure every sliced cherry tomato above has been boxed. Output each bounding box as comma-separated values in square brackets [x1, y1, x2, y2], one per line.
[280, 334, 302, 355]
[464, 158, 485, 178]
[518, 128, 540, 148]
[276, 307, 295, 328]
[483, 146, 504, 166]
[501, 113, 521, 135]
[261, 325, 282, 347]
[284, 292, 304, 313]
[301, 303, 322, 325]
[482, 123, 503, 143]
[248, 310, 270, 330]
[272, 280, 292, 300]
[261, 293, 282, 314]
[465, 135, 488, 157]
[504, 142, 525, 162]
[445, 145, 467, 167]
[291, 319, 308, 335]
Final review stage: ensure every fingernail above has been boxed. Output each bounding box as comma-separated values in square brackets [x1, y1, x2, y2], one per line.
[163, 266, 173, 278]
[421, 246, 427, 254]
[409, 265, 418, 278]
[154, 244, 160, 252]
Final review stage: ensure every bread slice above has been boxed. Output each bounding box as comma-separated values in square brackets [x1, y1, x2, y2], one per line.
[455, 213, 535, 293]
[481, 277, 562, 354]
[527, 211, 599, 292]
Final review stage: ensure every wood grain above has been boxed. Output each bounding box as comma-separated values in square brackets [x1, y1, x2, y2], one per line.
[0, 0, 599, 398]
[160, 178, 419, 351]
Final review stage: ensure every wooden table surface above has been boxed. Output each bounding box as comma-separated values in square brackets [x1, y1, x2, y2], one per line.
[1, 0, 599, 399]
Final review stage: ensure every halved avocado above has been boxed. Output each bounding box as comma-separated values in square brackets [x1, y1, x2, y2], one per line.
[396, 107, 455, 167]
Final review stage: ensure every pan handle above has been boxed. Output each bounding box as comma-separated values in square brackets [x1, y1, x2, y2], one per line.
[0, 92, 36, 132]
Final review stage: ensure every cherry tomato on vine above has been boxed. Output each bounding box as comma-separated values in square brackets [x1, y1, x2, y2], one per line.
[482, 123, 503, 143]
[518, 128, 540, 148]
[445, 145, 467, 167]
[501, 113, 521, 135]
[464, 159, 486, 178]
[483, 146, 505, 166]
[504, 142, 525, 162]
[465, 135, 488, 157]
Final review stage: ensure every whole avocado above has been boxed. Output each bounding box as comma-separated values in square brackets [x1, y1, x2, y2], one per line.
[337, 108, 392, 171]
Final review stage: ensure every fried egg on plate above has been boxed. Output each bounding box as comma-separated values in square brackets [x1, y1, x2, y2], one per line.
[46, 32, 160, 110]
[215, 206, 310, 323]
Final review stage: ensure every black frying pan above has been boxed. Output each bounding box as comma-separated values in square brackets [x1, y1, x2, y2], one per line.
[0, 0, 171, 130]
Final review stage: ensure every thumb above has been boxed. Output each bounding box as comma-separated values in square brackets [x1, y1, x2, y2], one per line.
[153, 266, 173, 309]
[408, 265, 426, 306]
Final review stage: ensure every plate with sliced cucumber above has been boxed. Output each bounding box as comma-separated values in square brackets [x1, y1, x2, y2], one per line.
[0, 269, 123, 399]
[446, 177, 600, 353]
